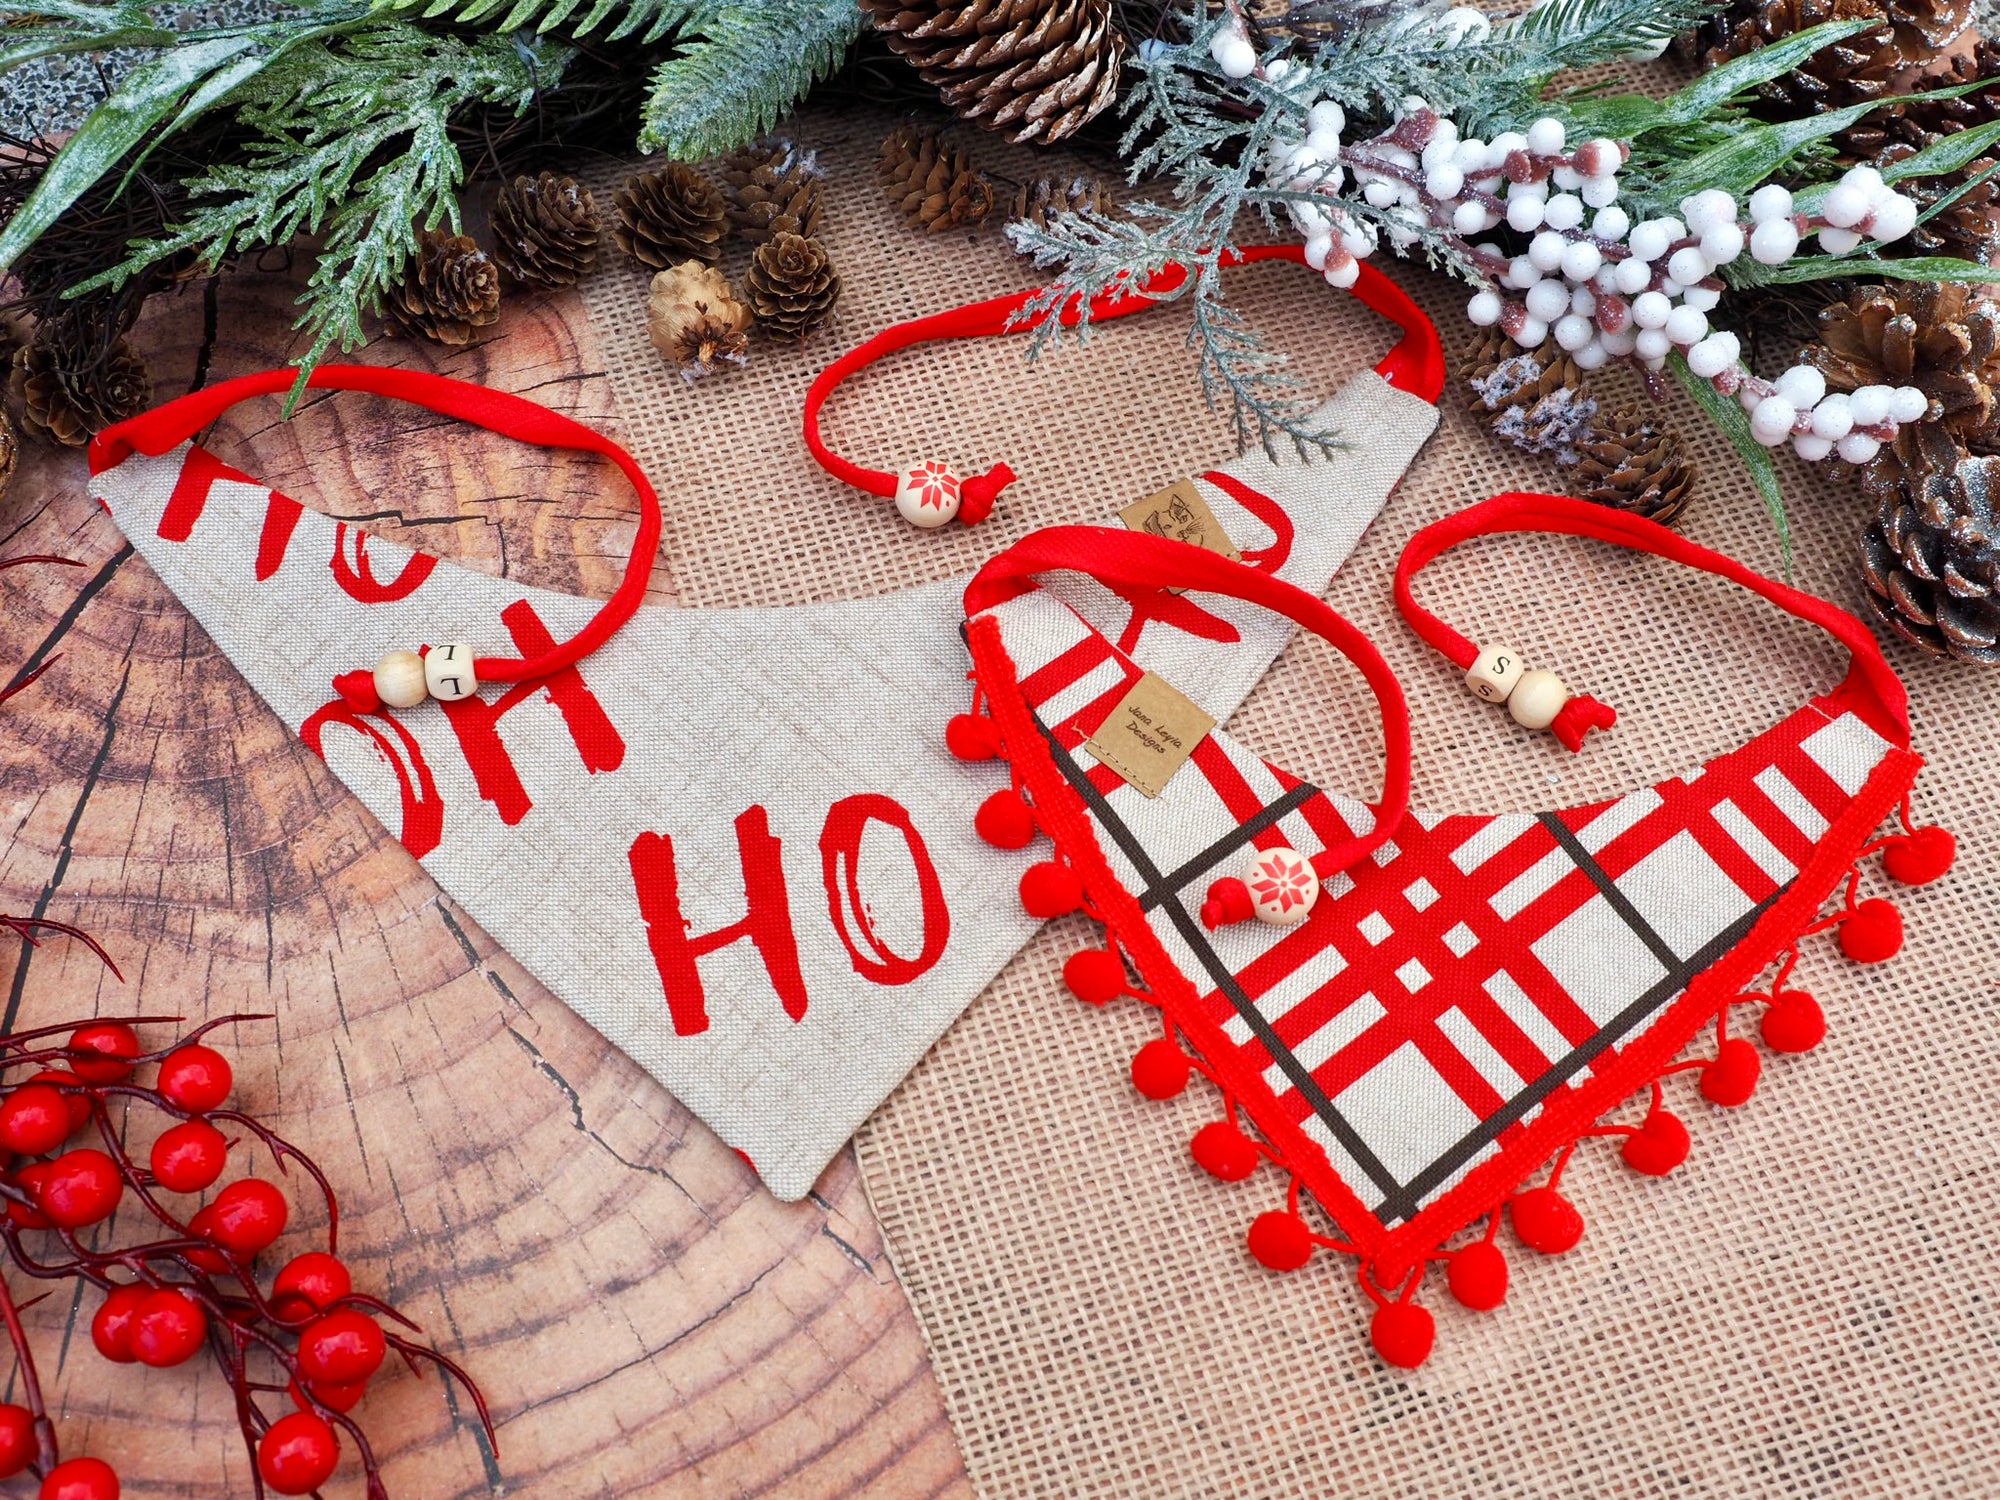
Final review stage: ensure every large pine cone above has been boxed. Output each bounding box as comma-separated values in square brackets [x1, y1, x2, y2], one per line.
[614, 165, 727, 269]
[1677, 0, 1949, 115]
[863, 0, 1124, 145]
[1802, 282, 2000, 443]
[1859, 420, 2000, 661]
[1837, 39, 2000, 264]
[383, 230, 501, 345]
[720, 141, 825, 245]
[879, 125, 996, 230]
[9, 311, 151, 447]
[743, 233, 841, 342]
[490, 172, 600, 288]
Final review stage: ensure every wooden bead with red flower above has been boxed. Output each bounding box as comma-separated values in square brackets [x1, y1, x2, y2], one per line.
[893, 459, 961, 528]
[1242, 845, 1319, 925]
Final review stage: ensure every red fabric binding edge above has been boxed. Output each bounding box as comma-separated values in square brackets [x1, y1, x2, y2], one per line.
[802, 247, 1445, 515]
[964, 524, 1412, 880]
[87, 364, 661, 694]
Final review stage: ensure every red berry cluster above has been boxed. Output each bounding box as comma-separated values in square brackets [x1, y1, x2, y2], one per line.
[0, 1011, 491, 1498]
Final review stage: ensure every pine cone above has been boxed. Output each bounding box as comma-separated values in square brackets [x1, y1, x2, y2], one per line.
[863, 0, 1125, 145]
[1801, 282, 2000, 443]
[383, 230, 501, 345]
[646, 261, 752, 377]
[742, 233, 841, 342]
[1677, 0, 1943, 115]
[490, 172, 600, 288]
[1859, 419, 2000, 661]
[9, 312, 151, 448]
[720, 141, 825, 245]
[879, 125, 996, 231]
[1571, 408, 1697, 524]
[1009, 173, 1113, 254]
[0, 405, 17, 499]
[615, 165, 727, 269]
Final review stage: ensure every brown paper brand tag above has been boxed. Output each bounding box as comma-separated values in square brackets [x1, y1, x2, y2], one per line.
[1083, 670, 1216, 799]
[1120, 478, 1241, 592]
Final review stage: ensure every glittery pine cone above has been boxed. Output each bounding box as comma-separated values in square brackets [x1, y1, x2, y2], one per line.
[1859, 419, 2000, 662]
[489, 172, 601, 288]
[614, 164, 728, 269]
[1009, 173, 1113, 254]
[720, 141, 825, 245]
[645, 260, 752, 376]
[742, 233, 841, 342]
[382, 230, 501, 345]
[879, 124, 997, 231]
[9, 312, 152, 447]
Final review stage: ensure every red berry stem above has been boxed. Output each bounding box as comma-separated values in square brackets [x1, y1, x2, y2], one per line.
[0, 1267, 59, 1477]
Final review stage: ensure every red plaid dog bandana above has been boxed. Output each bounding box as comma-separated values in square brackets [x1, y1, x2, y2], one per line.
[955, 494, 1953, 1367]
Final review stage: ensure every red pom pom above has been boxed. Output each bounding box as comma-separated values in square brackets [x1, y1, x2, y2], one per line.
[1130, 1039, 1190, 1100]
[974, 788, 1037, 850]
[1701, 1037, 1762, 1107]
[1447, 1240, 1509, 1311]
[1246, 1211, 1314, 1271]
[1620, 1110, 1690, 1177]
[1840, 898, 1903, 963]
[1370, 1300, 1436, 1369]
[1063, 948, 1125, 1005]
[1191, 1121, 1259, 1181]
[1019, 862, 1083, 918]
[1510, 1186, 1583, 1254]
[1199, 877, 1254, 929]
[333, 670, 381, 714]
[956, 462, 1016, 525]
[1884, 824, 1955, 886]
[1760, 989, 1826, 1054]
[945, 713, 1000, 762]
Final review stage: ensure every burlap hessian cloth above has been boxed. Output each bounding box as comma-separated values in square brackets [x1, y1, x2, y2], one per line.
[579, 106, 1999, 1499]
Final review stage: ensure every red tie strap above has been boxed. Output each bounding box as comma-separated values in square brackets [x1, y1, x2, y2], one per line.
[965, 524, 1413, 926]
[88, 364, 662, 715]
[1393, 492, 1913, 753]
[804, 244, 1444, 530]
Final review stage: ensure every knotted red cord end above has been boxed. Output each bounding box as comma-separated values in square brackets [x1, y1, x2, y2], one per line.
[332, 671, 381, 714]
[1551, 694, 1616, 752]
[1200, 877, 1254, 929]
[956, 462, 1016, 524]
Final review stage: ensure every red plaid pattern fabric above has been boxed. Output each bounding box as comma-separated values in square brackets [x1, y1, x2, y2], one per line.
[986, 588, 1895, 1231]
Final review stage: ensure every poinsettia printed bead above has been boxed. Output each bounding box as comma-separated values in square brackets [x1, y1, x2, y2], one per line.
[1243, 846, 1319, 925]
[894, 459, 961, 528]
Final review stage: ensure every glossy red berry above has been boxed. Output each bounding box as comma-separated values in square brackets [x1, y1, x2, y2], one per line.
[1510, 1186, 1584, 1254]
[1447, 1240, 1510, 1311]
[273, 1252, 352, 1324]
[150, 1120, 227, 1194]
[90, 1285, 153, 1364]
[1246, 1211, 1313, 1271]
[257, 1411, 340, 1494]
[1369, 1300, 1435, 1369]
[290, 1375, 367, 1415]
[182, 1207, 231, 1271]
[1190, 1121, 1259, 1181]
[39, 1457, 120, 1500]
[0, 1085, 75, 1156]
[0, 1403, 33, 1477]
[156, 1045, 232, 1113]
[66, 1024, 139, 1085]
[27, 1073, 90, 1130]
[38, 1149, 122, 1228]
[7, 1163, 53, 1229]
[130, 1289, 207, 1367]
[206, 1179, 288, 1255]
[298, 1309, 386, 1385]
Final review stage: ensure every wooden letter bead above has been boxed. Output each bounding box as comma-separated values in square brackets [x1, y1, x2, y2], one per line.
[373, 649, 429, 710]
[1508, 668, 1572, 731]
[424, 643, 478, 703]
[894, 459, 962, 529]
[1465, 643, 1526, 704]
[1243, 846, 1320, 925]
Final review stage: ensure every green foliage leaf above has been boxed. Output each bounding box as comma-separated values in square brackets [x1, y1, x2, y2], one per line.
[634, 0, 864, 158]
[1742, 253, 2000, 285]
[1670, 352, 1789, 570]
[1877, 114, 2000, 184]
[1651, 18, 1874, 125]
[378, 0, 688, 43]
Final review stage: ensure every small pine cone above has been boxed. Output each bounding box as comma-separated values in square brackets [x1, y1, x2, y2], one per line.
[383, 230, 501, 345]
[1461, 327, 1588, 457]
[720, 141, 825, 246]
[646, 260, 752, 377]
[862, 0, 1125, 145]
[0, 405, 17, 498]
[490, 172, 600, 288]
[1678, 0, 1919, 115]
[9, 312, 152, 448]
[1010, 174, 1113, 254]
[743, 233, 841, 342]
[879, 124, 995, 231]
[1571, 409, 1696, 524]
[615, 165, 727, 269]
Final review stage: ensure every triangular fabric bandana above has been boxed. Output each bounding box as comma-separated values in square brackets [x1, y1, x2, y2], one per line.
[85, 340, 1438, 1197]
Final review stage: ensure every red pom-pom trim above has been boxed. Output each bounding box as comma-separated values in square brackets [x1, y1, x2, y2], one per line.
[1619, 1110, 1690, 1177]
[956, 462, 1016, 525]
[1759, 989, 1825, 1054]
[1246, 1211, 1314, 1271]
[332, 671, 380, 714]
[974, 788, 1037, 850]
[1019, 862, 1083, 919]
[1839, 897, 1903, 963]
[1131, 1039, 1191, 1101]
[1509, 1186, 1583, 1254]
[1063, 948, 1125, 1006]
[1447, 1240, 1509, 1311]
[1884, 824, 1955, 886]
[1200, 877, 1254, 930]
[1551, 693, 1617, 753]
[1700, 1037, 1761, 1107]
[945, 713, 1001, 761]
[1191, 1121, 1259, 1181]
[1370, 1300, 1435, 1369]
